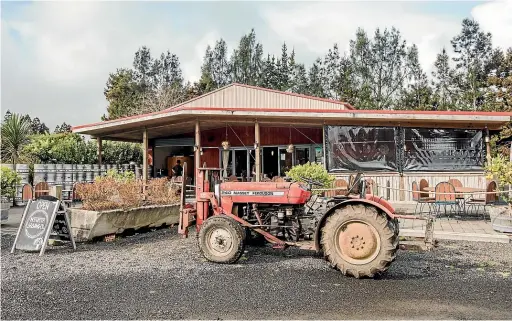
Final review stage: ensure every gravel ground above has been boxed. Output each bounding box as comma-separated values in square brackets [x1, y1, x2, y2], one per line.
[2, 227, 512, 320]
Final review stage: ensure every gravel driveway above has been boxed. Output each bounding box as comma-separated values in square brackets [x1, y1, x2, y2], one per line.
[2, 227, 512, 319]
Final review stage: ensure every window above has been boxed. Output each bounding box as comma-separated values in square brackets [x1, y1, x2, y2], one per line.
[325, 126, 398, 172]
[403, 128, 483, 171]
[295, 147, 310, 165]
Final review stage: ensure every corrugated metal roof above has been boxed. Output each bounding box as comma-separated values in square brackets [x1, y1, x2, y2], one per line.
[169, 83, 354, 111]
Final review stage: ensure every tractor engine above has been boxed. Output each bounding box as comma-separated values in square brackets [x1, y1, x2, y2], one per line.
[218, 181, 322, 242]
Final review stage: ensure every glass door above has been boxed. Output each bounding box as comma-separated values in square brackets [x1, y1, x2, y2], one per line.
[233, 149, 248, 180]
[279, 148, 293, 177]
[295, 147, 310, 165]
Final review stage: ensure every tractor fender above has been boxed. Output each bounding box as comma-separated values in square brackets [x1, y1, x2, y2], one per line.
[313, 198, 396, 253]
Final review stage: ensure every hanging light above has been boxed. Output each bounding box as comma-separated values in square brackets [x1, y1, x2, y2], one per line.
[221, 123, 230, 150]
[286, 125, 295, 153]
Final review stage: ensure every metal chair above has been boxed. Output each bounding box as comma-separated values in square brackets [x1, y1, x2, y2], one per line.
[433, 181, 460, 219]
[412, 181, 435, 216]
[365, 178, 376, 195]
[466, 180, 497, 221]
[419, 179, 430, 200]
[324, 178, 348, 197]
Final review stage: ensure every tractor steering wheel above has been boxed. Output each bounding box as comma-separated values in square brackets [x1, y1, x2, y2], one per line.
[299, 176, 324, 188]
[346, 172, 363, 196]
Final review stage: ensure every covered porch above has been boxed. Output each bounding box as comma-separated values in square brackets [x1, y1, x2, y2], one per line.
[72, 83, 512, 203]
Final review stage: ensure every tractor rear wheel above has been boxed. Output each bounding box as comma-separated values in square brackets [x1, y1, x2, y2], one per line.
[198, 216, 245, 264]
[320, 204, 398, 278]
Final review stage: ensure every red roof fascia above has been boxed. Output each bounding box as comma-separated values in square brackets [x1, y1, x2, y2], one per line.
[72, 106, 512, 131]
[72, 108, 172, 130]
[174, 106, 512, 117]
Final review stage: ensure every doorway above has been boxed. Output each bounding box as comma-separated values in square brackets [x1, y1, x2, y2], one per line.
[233, 149, 248, 178]
[262, 147, 279, 179]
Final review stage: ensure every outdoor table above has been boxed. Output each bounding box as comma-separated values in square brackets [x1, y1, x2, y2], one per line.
[422, 186, 485, 194]
[422, 186, 486, 216]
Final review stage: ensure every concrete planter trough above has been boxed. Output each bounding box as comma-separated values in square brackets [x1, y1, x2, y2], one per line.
[67, 203, 180, 242]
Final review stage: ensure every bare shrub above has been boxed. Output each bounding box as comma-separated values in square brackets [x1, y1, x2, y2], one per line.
[146, 177, 179, 205]
[117, 179, 144, 209]
[75, 177, 119, 211]
[76, 177, 178, 211]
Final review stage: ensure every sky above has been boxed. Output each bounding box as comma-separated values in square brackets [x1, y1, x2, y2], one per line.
[1, 0, 512, 130]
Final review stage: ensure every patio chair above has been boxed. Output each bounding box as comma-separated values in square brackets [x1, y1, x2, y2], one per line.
[448, 178, 463, 198]
[412, 181, 434, 216]
[466, 180, 497, 221]
[419, 179, 430, 199]
[365, 178, 376, 195]
[433, 181, 460, 219]
[334, 179, 348, 196]
[324, 179, 348, 197]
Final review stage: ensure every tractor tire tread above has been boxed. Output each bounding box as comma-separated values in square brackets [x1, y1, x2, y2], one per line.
[320, 204, 399, 278]
[197, 215, 245, 264]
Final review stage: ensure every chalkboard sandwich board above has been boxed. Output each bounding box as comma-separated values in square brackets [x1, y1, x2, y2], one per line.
[11, 196, 76, 256]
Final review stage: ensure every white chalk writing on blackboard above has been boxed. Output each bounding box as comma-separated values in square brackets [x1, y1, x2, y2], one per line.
[25, 210, 49, 239]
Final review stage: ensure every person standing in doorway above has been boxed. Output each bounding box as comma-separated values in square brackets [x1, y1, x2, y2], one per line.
[172, 160, 183, 177]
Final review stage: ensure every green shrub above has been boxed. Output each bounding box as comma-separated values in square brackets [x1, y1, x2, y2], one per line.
[1, 166, 21, 198]
[102, 168, 135, 181]
[485, 155, 512, 203]
[285, 162, 334, 190]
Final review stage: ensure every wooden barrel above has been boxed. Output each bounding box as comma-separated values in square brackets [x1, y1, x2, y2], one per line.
[34, 182, 49, 198]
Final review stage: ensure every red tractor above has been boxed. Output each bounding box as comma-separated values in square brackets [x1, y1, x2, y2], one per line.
[178, 166, 400, 278]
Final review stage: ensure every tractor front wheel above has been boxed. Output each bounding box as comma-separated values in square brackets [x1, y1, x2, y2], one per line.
[320, 204, 398, 278]
[198, 216, 245, 264]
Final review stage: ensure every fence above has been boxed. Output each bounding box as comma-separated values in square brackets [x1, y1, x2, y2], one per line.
[0, 163, 143, 205]
[331, 171, 487, 202]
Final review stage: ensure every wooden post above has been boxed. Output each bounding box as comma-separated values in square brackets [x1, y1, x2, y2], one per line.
[255, 121, 261, 182]
[195, 121, 201, 174]
[485, 129, 491, 165]
[97, 137, 102, 166]
[399, 174, 405, 201]
[142, 128, 148, 184]
[322, 125, 327, 169]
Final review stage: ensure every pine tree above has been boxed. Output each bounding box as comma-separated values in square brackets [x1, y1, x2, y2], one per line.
[260, 54, 280, 89]
[308, 59, 325, 97]
[103, 68, 141, 120]
[3, 110, 12, 122]
[54, 122, 72, 134]
[451, 18, 493, 110]
[211, 39, 230, 87]
[349, 27, 415, 109]
[278, 43, 290, 91]
[230, 29, 263, 85]
[484, 47, 512, 112]
[399, 45, 432, 110]
[198, 45, 216, 93]
[290, 63, 308, 94]
[431, 48, 457, 110]
[133, 46, 155, 94]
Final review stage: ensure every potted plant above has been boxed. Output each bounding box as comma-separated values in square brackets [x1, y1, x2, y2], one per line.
[1, 166, 21, 222]
[485, 155, 512, 232]
[285, 162, 335, 195]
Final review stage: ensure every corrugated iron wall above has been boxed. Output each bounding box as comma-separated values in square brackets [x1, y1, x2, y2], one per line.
[181, 85, 348, 110]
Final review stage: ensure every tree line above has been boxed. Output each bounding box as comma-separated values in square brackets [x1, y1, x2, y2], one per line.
[104, 18, 511, 122]
[1, 112, 142, 166]
[3, 110, 72, 135]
